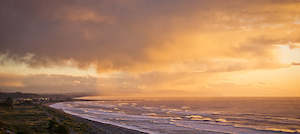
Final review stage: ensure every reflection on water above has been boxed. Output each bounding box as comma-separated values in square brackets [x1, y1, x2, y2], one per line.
[51, 97, 300, 134]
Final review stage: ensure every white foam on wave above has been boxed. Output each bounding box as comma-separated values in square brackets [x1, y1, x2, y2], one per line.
[265, 128, 300, 133]
[118, 102, 129, 106]
[50, 101, 297, 134]
[50, 102, 160, 134]
[142, 113, 158, 116]
[131, 103, 137, 107]
[173, 120, 285, 134]
[185, 115, 212, 121]
[215, 118, 227, 123]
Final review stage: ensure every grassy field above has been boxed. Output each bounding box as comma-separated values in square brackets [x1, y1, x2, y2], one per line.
[0, 104, 90, 134]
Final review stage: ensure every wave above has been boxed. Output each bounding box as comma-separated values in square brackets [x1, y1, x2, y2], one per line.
[50, 101, 300, 134]
[50, 103, 158, 134]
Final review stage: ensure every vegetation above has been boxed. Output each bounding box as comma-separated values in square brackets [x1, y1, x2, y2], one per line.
[47, 119, 70, 134]
[5, 97, 14, 110]
[0, 103, 90, 134]
[0, 92, 146, 134]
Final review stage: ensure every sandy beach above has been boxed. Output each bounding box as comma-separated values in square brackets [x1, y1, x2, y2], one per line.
[70, 114, 148, 134]
[47, 102, 148, 134]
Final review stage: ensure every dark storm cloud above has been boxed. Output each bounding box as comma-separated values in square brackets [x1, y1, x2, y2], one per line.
[0, 0, 201, 70]
[1, 0, 300, 72]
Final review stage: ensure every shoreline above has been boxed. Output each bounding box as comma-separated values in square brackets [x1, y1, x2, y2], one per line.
[48, 102, 149, 134]
[48, 101, 299, 134]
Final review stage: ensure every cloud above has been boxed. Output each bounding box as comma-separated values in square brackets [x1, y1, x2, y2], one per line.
[1, 0, 300, 96]
[1, 0, 300, 73]
[292, 62, 300, 66]
[0, 73, 98, 94]
[61, 8, 114, 24]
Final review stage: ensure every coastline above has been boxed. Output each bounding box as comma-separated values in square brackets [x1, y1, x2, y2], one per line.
[2, 92, 299, 134]
[48, 102, 149, 134]
[48, 101, 300, 134]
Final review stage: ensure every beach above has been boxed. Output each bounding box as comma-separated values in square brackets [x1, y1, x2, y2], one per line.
[0, 102, 147, 134]
[1, 92, 300, 134]
[69, 112, 148, 134]
[50, 98, 300, 134]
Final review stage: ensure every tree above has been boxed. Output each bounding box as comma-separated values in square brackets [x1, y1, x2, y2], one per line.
[5, 97, 14, 110]
[48, 119, 69, 134]
[54, 124, 69, 134]
[48, 119, 58, 131]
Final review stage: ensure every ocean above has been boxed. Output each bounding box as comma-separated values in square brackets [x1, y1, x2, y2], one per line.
[50, 97, 300, 134]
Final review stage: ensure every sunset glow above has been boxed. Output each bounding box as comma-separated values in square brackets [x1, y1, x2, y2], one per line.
[0, 0, 300, 96]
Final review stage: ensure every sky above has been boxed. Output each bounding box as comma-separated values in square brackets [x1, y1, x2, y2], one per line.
[0, 0, 300, 97]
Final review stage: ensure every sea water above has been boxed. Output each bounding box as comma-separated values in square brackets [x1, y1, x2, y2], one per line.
[50, 97, 300, 134]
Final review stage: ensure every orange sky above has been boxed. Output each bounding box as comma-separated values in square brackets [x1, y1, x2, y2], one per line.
[0, 0, 300, 96]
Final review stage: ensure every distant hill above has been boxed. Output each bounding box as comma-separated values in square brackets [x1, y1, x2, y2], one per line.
[0, 92, 40, 100]
[0, 91, 93, 101]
